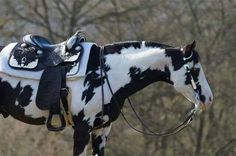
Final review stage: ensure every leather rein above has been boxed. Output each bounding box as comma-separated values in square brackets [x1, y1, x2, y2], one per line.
[99, 46, 200, 136]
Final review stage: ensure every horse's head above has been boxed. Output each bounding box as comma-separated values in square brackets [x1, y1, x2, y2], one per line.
[168, 41, 213, 107]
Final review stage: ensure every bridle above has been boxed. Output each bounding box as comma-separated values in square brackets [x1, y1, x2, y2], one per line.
[98, 46, 201, 136]
[182, 48, 201, 111]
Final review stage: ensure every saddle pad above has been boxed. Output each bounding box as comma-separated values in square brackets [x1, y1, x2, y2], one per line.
[0, 42, 95, 80]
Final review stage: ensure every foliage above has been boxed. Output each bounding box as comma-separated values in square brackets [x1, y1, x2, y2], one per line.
[0, 0, 235, 155]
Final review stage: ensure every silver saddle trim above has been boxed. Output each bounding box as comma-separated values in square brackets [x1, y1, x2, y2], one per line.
[0, 42, 95, 80]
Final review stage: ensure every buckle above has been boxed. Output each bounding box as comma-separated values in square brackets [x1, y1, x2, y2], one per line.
[61, 87, 69, 92]
[60, 87, 69, 97]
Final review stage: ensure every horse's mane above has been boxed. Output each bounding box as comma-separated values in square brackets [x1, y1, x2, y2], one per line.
[103, 41, 200, 64]
[104, 41, 172, 55]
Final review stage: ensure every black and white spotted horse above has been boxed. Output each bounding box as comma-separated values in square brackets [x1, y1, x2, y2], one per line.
[0, 37, 213, 156]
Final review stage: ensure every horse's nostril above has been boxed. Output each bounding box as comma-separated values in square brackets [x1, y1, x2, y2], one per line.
[200, 95, 206, 103]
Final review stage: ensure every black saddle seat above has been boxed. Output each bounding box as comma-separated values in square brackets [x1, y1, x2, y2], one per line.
[23, 34, 59, 52]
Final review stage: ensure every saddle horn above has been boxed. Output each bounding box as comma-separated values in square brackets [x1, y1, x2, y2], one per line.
[66, 31, 86, 50]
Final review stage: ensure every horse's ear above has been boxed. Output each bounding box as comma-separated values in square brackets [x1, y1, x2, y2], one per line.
[185, 40, 196, 52]
[183, 40, 196, 57]
[190, 40, 196, 49]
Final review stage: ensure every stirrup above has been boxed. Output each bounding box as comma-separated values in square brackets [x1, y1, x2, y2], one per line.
[46, 111, 66, 132]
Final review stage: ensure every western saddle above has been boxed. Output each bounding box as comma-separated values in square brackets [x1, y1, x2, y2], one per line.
[8, 32, 85, 131]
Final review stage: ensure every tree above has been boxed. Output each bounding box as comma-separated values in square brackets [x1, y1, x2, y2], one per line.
[0, 0, 236, 156]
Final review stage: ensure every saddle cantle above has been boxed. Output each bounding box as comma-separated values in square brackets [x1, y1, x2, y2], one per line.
[7, 32, 86, 131]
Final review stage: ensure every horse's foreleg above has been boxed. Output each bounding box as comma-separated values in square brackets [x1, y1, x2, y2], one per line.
[73, 115, 90, 156]
[92, 124, 112, 156]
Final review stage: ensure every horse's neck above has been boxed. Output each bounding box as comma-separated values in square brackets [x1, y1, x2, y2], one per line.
[123, 46, 169, 71]
[105, 42, 172, 97]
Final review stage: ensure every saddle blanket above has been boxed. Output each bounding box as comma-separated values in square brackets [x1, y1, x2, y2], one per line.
[0, 42, 95, 80]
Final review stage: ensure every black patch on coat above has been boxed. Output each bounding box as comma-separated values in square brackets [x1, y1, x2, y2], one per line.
[165, 48, 200, 71]
[191, 68, 200, 83]
[100, 66, 173, 122]
[185, 67, 200, 86]
[195, 84, 204, 103]
[82, 42, 174, 123]
[82, 45, 100, 103]
[145, 42, 171, 49]
[82, 45, 110, 104]
[166, 46, 203, 102]
[93, 113, 111, 129]
[82, 42, 175, 104]
[73, 111, 91, 155]
[92, 133, 104, 156]
[128, 66, 173, 94]
[104, 41, 141, 54]
[17, 85, 33, 107]
[165, 48, 185, 71]
[184, 67, 205, 103]
[0, 78, 45, 125]
[93, 117, 104, 127]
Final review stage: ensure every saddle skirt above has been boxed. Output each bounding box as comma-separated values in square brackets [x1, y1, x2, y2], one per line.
[0, 42, 95, 80]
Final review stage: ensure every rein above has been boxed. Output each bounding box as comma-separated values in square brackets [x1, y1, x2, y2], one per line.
[99, 46, 200, 137]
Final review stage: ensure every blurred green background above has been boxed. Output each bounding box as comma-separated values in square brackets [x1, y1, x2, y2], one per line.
[0, 0, 235, 156]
